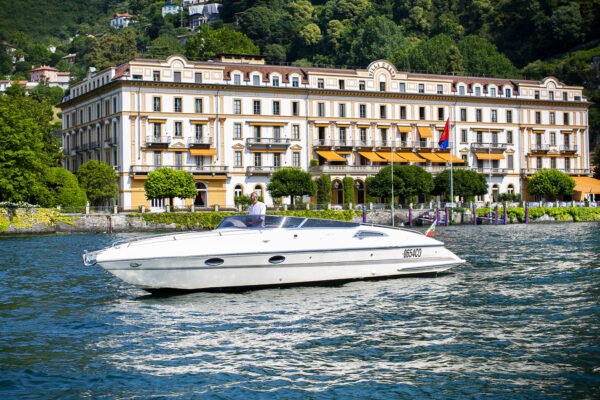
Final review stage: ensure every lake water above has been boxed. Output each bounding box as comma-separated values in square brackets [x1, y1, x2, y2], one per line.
[1, 223, 599, 399]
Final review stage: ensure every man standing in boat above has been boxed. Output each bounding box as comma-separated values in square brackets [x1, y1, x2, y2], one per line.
[248, 192, 266, 226]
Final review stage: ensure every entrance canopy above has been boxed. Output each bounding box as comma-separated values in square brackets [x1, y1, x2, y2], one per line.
[316, 150, 346, 162]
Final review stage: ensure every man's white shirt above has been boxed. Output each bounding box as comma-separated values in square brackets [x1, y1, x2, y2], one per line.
[249, 202, 266, 215]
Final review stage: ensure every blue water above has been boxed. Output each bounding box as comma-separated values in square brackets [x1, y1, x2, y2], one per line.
[1, 223, 599, 399]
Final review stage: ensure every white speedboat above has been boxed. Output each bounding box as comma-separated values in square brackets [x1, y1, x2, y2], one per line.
[83, 215, 465, 292]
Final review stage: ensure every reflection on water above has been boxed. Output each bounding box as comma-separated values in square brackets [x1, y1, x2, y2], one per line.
[1, 224, 600, 399]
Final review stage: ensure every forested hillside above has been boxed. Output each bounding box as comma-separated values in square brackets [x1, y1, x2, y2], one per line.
[1, 0, 599, 143]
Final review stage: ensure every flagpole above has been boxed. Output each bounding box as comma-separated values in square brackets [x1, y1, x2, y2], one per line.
[450, 118, 454, 208]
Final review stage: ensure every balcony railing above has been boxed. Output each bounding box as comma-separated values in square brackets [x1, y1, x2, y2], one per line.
[520, 168, 590, 175]
[470, 142, 508, 151]
[246, 166, 280, 175]
[188, 136, 213, 146]
[559, 145, 577, 153]
[530, 144, 550, 152]
[246, 137, 291, 150]
[310, 164, 382, 174]
[473, 167, 509, 175]
[104, 137, 118, 147]
[130, 165, 228, 176]
[145, 135, 171, 146]
[89, 141, 100, 150]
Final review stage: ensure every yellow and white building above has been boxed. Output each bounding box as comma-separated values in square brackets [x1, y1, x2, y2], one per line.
[59, 54, 591, 209]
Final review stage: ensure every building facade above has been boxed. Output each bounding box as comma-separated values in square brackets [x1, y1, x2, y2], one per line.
[59, 55, 591, 210]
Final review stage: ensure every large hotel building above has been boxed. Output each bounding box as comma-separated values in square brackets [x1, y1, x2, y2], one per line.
[59, 54, 591, 210]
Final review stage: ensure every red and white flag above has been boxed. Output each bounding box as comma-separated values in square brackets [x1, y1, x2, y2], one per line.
[425, 219, 437, 236]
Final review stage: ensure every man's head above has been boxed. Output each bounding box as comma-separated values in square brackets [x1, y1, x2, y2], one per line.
[250, 192, 258, 204]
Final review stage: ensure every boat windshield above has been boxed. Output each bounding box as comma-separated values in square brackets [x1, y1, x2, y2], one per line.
[216, 215, 359, 230]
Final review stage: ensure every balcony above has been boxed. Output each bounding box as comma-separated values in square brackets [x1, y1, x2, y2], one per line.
[473, 167, 509, 175]
[89, 141, 100, 150]
[559, 144, 577, 153]
[470, 142, 508, 152]
[530, 144, 550, 153]
[246, 166, 281, 175]
[310, 164, 382, 175]
[145, 135, 171, 147]
[246, 137, 291, 151]
[76, 143, 88, 153]
[520, 168, 589, 176]
[104, 137, 118, 148]
[397, 140, 416, 149]
[130, 165, 229, 177]
[188, 136, 213, 147]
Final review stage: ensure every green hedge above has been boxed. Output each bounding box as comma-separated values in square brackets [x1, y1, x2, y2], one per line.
[474, 207, 600, 223]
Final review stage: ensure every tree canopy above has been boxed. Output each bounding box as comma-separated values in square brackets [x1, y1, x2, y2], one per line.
[76, 160, 119, 206]
[185, 26, 259, 60]
[315, 174, 332, 205]
[433, 169, 488, 202]
[144, 168, 196, 207]
[267, 168, 316, 205]
[38, 167, 87, 208]
[366, 165, 434, 203]
[526, 169, 575, 201]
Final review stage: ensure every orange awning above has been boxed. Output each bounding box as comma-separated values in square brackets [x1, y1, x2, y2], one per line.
[377, 152, 406, 162]
[189, 149, 217, 156]
[474, 152, 505, 160]
[357, 124, 371, 128]
[248, 122, 286, 126]
[315, 123, 329, 127]
[316, 150, 346, 162]
[396, 152, 425, 162]
[359, 151, 385, 162]
[417, 126, 432, 138]
[149, 119, 166, 123]
[418, 152, 446, 162]
[436, 152, 465, 163]
[573, 177, 600, 194]
[190, 120, 208, 125]
[397, 126, 412, 133]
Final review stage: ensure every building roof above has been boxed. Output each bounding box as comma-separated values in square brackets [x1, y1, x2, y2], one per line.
[31, 65, 58, 72]
[115, 13, 131, 18]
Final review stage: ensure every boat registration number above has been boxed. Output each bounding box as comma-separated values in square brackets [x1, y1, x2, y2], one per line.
[403, 248, 422, 258]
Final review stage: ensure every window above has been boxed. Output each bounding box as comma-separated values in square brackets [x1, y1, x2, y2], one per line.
[400, 106, 406, 120]
[292, 101, 299, 116]
[234, 184, 243, 197]
[535, 111, 541, 124]
[273, 153, 281, 167]
[195, 73, 202, 84]
[273, 101, 280, 115]
[360, 128, 367, 144]
[565, 157, 571, 170]
[253, 126, 260, 138]
[154, 151, 161, 166]
[551, 157, 556, 169]
[359, 81, 365, 90]
[174, 122, 182, 137]
[338, 80, 345, 90]
[317, 78, 324, 89]
[437, 84, 443, 94]
[292, 125, 299, 140]
[461, 129, 467, 143]
[234, 99, 241, 114]
[253, 100, 260, 115]
[507, 110, 513, 123]
[460, 108, 466, 121]
[563, 112, 569, 125]
[505, 88, 512, 97]
[549, 91, 554, 100]
[490, 87, 496, 97]
[235, 152, 242, 167]
[292, 77, 299, 87]
[113, 97, 117, 113]
[438, 107, 444, 121]
[563, 92, 568, 101]
[174, 72, 181, 82]
[195, 124, 203, 139]
[507, 131, 513, 144]
[380, 128, 387, 145]
[293, 152, 300, 167]
[399, 83, 405, 92]
[491, 110, 497, 123]
[132, 74, 142, 80]
[476, 109, 482, 122]
[96, 103, 101, 119]
[254, 152, 261, 167]
[419, 107, 425, 120]
[339, 103, 345, 118]
[253, 75, 260, 86]
[462, 154, 468, 163]
[339, 127, 346, 144]
[175, 152, 182, 168]
[153, 123, 161, 137]
[379, 81, 385, 92]
[273, 126, 280, 140]
[359, 104, 366, 118]
[492, 132, 498, 145]
[234, 123, 241, 138]
[153, 97, 161, 112]
[272, 76, 279, 87]
[195, 98, 203, 113]
[318, 102, 324, 117]
[174, 98, 182, 112]
[536, 157, 542, 169]
[88, 107, 91, 121]
[459, 86, 465, 95]
[477, 132, 482, 144]
[475, 86, 481, 96]
[153, 70, 160, 81]
[234, 74, 241, 85]
[535, 90, 540, 99]
[550, 132, 556, 145]
[418, 84, 424, 93]
[380, 105, 386, 119]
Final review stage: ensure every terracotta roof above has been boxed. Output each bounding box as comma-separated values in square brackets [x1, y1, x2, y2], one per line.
[57, 72, 71, 75]
[115, 13, 131, 17]
[31, 65, 58, 72]
[112, 63, 130, 80]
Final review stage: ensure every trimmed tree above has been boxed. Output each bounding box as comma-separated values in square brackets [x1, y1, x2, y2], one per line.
[76, 160, 118, 206]
[433, 169, 488, 202]
[367, 165, 434, 204]
[144, 168, 197, 208]
[526, 169, 575, 201]
[343, 176, 354, 206]
[315, 174, 332, 205]
[267, 168, 316, 205]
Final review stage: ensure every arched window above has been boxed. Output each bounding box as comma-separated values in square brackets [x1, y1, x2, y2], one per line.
[492, 184, 500, 202]
[254, 185, 263, 198]
[507, 184, 514, 194]
[355, 180, 365, 204]
[331, 180, 344, 204]
[234, 184, 243, 198]
[195, 182, 208, 208]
